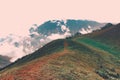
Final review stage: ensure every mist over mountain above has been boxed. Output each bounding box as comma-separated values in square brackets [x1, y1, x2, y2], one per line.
[0, 23, 120, 80]
[0, 19, 105, 63]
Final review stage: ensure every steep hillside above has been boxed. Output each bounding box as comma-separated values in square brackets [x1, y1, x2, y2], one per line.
[0, 38, 120, 80]
[90, 23, 120, 47]
[77, 23, 120, 58]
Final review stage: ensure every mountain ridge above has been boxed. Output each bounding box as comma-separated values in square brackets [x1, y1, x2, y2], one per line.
[1, 23, 120, 79]
[2, 21, 120, 80]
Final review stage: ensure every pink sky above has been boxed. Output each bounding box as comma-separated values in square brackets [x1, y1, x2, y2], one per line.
[0, 0, 120, 37]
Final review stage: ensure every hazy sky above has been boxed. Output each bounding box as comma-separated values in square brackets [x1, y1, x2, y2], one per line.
[0, 0, 120, 37]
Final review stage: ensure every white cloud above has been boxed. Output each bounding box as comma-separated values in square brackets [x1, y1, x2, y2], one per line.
[46, 25, 71, 41]
[0, 42, 25, 62]
[47, 26, 71, 40]
[79, 26, 93, 34]
[61, 25, 67, 32]
[61, 25, 70, 32]
[64, 31, 71, 36]
[9, 46, 25, 62]
[0, 35, 33, 62]
[40, 39, 45, 42]
[47, 33, 65, 40]
[88, 25, 91, 28]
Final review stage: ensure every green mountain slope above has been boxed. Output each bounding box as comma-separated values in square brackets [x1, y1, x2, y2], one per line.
[90, 23, 120, 50]
[77, 23, 120, 58]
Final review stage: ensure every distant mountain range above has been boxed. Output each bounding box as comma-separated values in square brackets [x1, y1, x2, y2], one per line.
[0, 55, 11, 69]
[0, 22, 120, 80]
[0, 19, 105, 64]
[31, 20, 104, 35]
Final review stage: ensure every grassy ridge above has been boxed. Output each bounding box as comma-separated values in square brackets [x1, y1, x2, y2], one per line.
[0, 38, 120, 80]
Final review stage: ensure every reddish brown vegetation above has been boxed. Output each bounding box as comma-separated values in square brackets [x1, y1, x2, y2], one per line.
[0, 41, 69, 80]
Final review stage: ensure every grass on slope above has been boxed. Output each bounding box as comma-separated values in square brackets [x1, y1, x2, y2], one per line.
[0, 39, 120, 80]
[0, 39, 64, 72]
[35, 39, 120, 80]
[75, 37, 120, 58]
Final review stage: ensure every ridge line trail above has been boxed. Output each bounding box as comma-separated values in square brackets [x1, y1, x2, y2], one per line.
[64, 40, 68, 52]
[0, 40, 69, 80]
